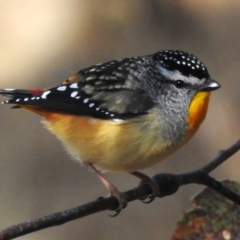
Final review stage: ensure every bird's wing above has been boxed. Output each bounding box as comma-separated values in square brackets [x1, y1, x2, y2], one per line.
[1, 58, 155, 120]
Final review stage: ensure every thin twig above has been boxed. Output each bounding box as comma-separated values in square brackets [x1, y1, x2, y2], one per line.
[1, 138, 240, 240]
[202, 139, 240, 173]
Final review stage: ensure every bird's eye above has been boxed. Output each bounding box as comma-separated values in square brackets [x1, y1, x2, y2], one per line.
[174, 80, 185, 88]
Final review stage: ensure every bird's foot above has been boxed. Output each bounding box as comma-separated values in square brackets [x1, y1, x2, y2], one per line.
[89, 164, 127, 216]
[131, 171, 160, 204]
[107, 186, 127, 217]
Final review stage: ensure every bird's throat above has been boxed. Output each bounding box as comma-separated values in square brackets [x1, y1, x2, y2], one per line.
[188, 91, 211, 132]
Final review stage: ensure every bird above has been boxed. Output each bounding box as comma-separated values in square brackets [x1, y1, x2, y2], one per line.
[0, 50, 220, 212]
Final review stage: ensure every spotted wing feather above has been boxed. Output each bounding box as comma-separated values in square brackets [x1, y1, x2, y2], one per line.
[1, 58, 155, 120]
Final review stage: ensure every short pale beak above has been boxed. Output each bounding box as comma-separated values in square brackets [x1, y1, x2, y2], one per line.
[200, 78, 221, 91]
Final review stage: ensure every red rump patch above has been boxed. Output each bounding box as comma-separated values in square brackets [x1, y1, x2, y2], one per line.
[28, 89, 45, 95]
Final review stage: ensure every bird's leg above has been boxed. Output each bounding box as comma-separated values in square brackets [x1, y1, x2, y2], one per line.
[131, 171, 160, 203]
[88, 164, 127, 214]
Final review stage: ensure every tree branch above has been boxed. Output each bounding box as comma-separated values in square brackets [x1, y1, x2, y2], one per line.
[1, 139, 240, 240]
[202, 139, 240, 173]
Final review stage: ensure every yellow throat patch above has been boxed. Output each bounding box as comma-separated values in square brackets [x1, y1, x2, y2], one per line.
[188, 91, 211, 132]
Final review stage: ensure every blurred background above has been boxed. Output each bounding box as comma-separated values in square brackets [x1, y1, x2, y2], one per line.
[0, 1, 240, 239]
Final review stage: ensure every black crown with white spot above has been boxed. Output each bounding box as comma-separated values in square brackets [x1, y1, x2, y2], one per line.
[154, 50, 210, 79]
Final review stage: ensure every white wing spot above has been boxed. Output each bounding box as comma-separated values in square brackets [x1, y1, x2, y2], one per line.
[76, 96, 81, 99]
[89, 68, 96, 72]
[41, 90, 51, 99]
[71, 91, 78, 98]
[24, 98, 29, 101]
[96, 107, 100, 111]
[83, 98, 89, 103]
[31, 97, 36, 100]
[182, 62, 186, 65]
[16, 99, 20, 102]
[36, 97, 40, 100]
[89, 103, 95, 108]
[57, 86, 67, 91]
[70, 83, 78, 89]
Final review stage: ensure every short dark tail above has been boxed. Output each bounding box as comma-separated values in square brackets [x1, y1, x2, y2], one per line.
[0, 88, 33, 98]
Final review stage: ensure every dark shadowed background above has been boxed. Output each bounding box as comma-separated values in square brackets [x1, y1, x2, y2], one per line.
[0, 1, 240, 239]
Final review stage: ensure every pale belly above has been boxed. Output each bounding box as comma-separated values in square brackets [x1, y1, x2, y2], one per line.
[42, 112, 182, 172]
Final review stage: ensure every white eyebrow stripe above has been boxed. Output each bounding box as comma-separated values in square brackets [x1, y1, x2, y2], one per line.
[156, 65, 205, 85]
